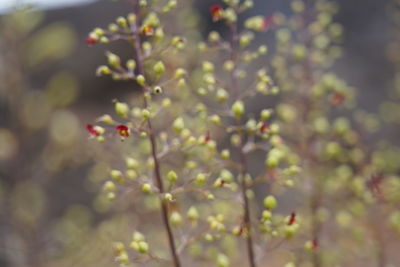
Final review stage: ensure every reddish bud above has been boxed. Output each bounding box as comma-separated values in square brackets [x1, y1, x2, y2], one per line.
[261, 16, 273, 31]
[260, 122, 269, 132]
[116, 124, 130, 138]
[86, 36, 97, 46]
[210, 5, 223, 21]
[141, 25, 154, 36]
[205, 131, 211, 143]
[312, 239, 318, 250]
[288, 212, 296, 226]
[87, 124, 100, 137]
[331, 92, 345, 107]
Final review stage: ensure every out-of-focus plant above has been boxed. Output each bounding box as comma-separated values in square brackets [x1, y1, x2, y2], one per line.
[0, 6, 92, 267]
[190, 1, 302, 266]
[270, 0, 400, 266]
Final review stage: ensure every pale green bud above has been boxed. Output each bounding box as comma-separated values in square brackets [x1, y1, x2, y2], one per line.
[116, 16, 128, 28]
[167, 170, 178, 183]
[170, 211, 183, 226]
[106, 51, 121, 69]
[136, 75, 146, 86]
[142, 183, 151, 193]
[103, 181, 116, 192]
[153, 61, 166, 75]
[173, 117, 185, 133]
[187, 206, 199, 221]
[221, 149, 230, 160]
[232, 100, 245, 118]
[115, 102, 129, 118]
[263, 195, 277, 210]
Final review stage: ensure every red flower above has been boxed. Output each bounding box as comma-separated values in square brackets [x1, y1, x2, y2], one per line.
[260, 122, 269, 132]
[141, 25, 154, 36]
[261, 16, 273, 32]
[86, 36, 97, 46]
[87, 124, 100, 137]
[210, 5, 223, 21]
[312, 239, 318, 250]
[205, 131, 211, 143]
[331, 92, 345, 106]
[288, 212, 296, 225]
[116, 124, 130, 137]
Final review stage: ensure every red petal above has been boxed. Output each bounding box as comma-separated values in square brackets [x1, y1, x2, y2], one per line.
[86, 36, 97, 46]
[87, 124, 100, 137]
[288, 212, 296, 225]
[262, 17, 273, 31]
[116, 124, 130, 137]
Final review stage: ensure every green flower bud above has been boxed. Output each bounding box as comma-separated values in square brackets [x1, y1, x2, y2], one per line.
[153, 61, 166, 75]
[142, 109, 150, 119]
[170, 211, 183, 226]
[258, 45, 268, 55]
[260, 109, 272, 120]
[262, 210, 272, 221]
[202, 61, 214, 73]
[174, 68, 187, 78]
[207, 193, 215, 200]
[167, 170, 178, 183]
[115, 102, 129, 118]
[138, 241, 149, 253]
[285, 224, 299, 238]
[97, 114, 114, 125]
[216, 88, 229, 103]
[142, 183, 151, 193]
[245, 16, 266, 31]
[223, 60, 235, 72]
[162, 98, 171, 107]
[224, 8, 237, 23]
[96, 65, 111, 76]
[187, 206, 199, 221]
[243, 0, 254, 9]
[99, 36, 109, 44]
[217, 253, 229, 267]
[116, 16, 128, 28]
[209, 114, 221, 125]
[203, 73, 216, 85]
[204, 233, 213, 242]
[126, 170, 137, 180]
[164, 193, 173, 202]
[103, 181, 116, 192]
[208, 31, 220, 42]
[291, 0, 305, 13]
[221, 149, 230, 160]
[196, 173, 206, 185]
[133, 231, 145, 242]
[106, 52, 121, 69]
[125, 157, 139, 170]
[108, 23, 119, 32]
[110, 170, 124, 183]
[240, 32, 255, 47]
[232, 100, 245, 118]
[126, 59, 136, 70]
[136, 74, 146, 86]
[127, 13, 136, 24]
[263, 195, 277, 210]
[107, 192, 116, 200]
[173, 117, 185, 133]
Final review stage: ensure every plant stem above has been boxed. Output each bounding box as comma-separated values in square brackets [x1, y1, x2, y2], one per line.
[229, 17, 257, 267]
[238, 124, 257, 267]
[131, 2, 181, 266]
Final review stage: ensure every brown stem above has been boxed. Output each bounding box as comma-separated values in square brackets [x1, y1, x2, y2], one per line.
[229, 17, 257, 267]
[238, 124, 257, 267]
[131, 2, 181, 266]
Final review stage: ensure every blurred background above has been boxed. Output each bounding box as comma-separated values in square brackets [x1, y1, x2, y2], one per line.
[0, 0, 399, 266]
